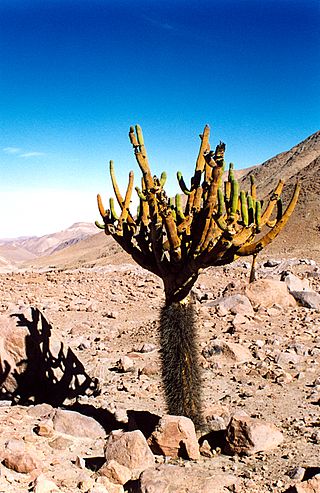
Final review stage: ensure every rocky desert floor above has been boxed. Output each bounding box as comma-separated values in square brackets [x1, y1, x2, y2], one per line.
[0, 256, 319, 493]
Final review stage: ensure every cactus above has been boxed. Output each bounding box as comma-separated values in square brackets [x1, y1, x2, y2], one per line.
[97, 124, 300, 428]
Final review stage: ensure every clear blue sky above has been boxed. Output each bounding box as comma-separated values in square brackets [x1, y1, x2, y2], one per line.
[0, 0, 319, 237]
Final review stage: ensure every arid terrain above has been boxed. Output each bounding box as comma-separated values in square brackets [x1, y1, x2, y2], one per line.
[0, 131, 319, 493]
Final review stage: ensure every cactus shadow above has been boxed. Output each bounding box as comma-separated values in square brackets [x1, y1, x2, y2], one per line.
[5, 307, 99, 406]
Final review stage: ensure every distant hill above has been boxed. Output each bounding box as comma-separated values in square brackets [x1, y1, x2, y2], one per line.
[0, 222, 98, 268]
[239, 130, 320, 259]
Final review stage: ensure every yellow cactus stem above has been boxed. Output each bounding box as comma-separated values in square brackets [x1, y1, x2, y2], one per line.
[260, 179, 284, 226]
[109, 197, 119, 221]
[117, 171, 134, 231]
[160, 171, 167, 187]
[135, 186, 147, 201]
[97, 193, 107, 219]
[238, 181, 300, 255]
[250, 175, 257, 201]
[110, 160, 135, 225]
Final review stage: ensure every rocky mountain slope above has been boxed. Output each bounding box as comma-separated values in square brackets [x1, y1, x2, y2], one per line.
[0, 222, 98, 268]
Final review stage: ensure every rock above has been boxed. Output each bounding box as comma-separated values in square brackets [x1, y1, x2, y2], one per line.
[281, 272, 311, 293]
[98, 459, 131, 485]
[225, 415, 283, 455]
[202, 340, 252, 364]
[140, 343, 156, 353]
[117, 355, 135, 372]
[34, 419, 55, 437]
[95, 477, 125, 493]
[52, 409, 106, 438]
[206, 294, 254, 317]
[148, 415, 200, 460]
[2, 439, 41, 473]
[280, 272, 320, 308]
[285, 475, 320, 493]
[104, 430, 155, 480]
[48, 436, 73, 450]
[32, 474, 60, 492]
[290, 291, 320, 309]
[245, 279, 296, 308]
[287, 466, 306, 481]
[138, 465, 238, 493]
[204, 403, 231, 431]
[0, 307, 98, 402]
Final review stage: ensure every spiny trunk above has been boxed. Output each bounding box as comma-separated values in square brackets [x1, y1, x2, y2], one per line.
[159, 296, 203, 429]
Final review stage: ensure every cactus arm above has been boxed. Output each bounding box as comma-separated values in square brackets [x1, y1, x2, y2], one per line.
[230, 178, 239, 219]
[97, 193, 107, 219]
[117, 171, 134, 230]
[109, 160, 135, 225]
[175, 194, 185, 220]
[135, 186, 147, 201]
[260, 180, 284, 226]
[185, 125, 210, 213]
[109, 197, 119, 221]
[240, 190, 249, 226]
[95, 220, 105, 229]
[177, 171, 192, 195]
[237, 182, 300, 255]
[250, 175, 257, 201]
[160, 171, 167, 187]
[129, 125, 153, 190]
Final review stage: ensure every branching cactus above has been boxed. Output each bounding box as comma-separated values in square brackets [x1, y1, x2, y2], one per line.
[96, 125, 300, 428]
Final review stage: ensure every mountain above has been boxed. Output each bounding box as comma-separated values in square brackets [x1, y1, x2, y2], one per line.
[0, 222, 98, 268]
[239, 130, 320, 259]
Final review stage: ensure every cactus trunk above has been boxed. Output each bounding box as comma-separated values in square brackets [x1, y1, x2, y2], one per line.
[159, 296, 203, 428]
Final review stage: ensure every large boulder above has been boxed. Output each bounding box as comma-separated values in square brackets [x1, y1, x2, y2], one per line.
[245, 279, 296, 308]
[0, 307, 98, 404]
[225, 414, 283, 455]
[138, 465, 238, 493]
[148, 415, 200, 460]
[104, 430, 155, 480]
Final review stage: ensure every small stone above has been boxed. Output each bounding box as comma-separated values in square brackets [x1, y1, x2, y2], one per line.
[148, 415, 200, 460]
[98, 459, 131, 485]
[207, 294, 254, 317]
[140, 343, 156, 353]
[287, 466, 306, 480]
[104, 430, 155, 480]
[53, 409, 106, 438]
[117, 355, 135, 372]
[96, 476, 125, 493]
[226, 415, 283, 455]
[3, 440, 40, 474]
[199, 440, 213, 458]
[34, 419, 55, 437]
[32, 474, 60, 492]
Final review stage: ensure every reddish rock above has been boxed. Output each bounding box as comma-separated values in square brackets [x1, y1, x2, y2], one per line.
[245, 279, 296, 308]
[104, 430, 155, 480]
[294, 475, 320, 493]
[2, 439, 40, 474]
[138, 464, 238, 493]
[207, 294, 254, 317]
[53, 409, 106, 438]
[32, 474, 60, 492]
[98, 459, 131, 485]
[226, 415, 284, 455]
[148, 415, 200, 460]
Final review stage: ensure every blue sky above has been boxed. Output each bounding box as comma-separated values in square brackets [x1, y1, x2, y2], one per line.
[0, 0, 319, 237]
